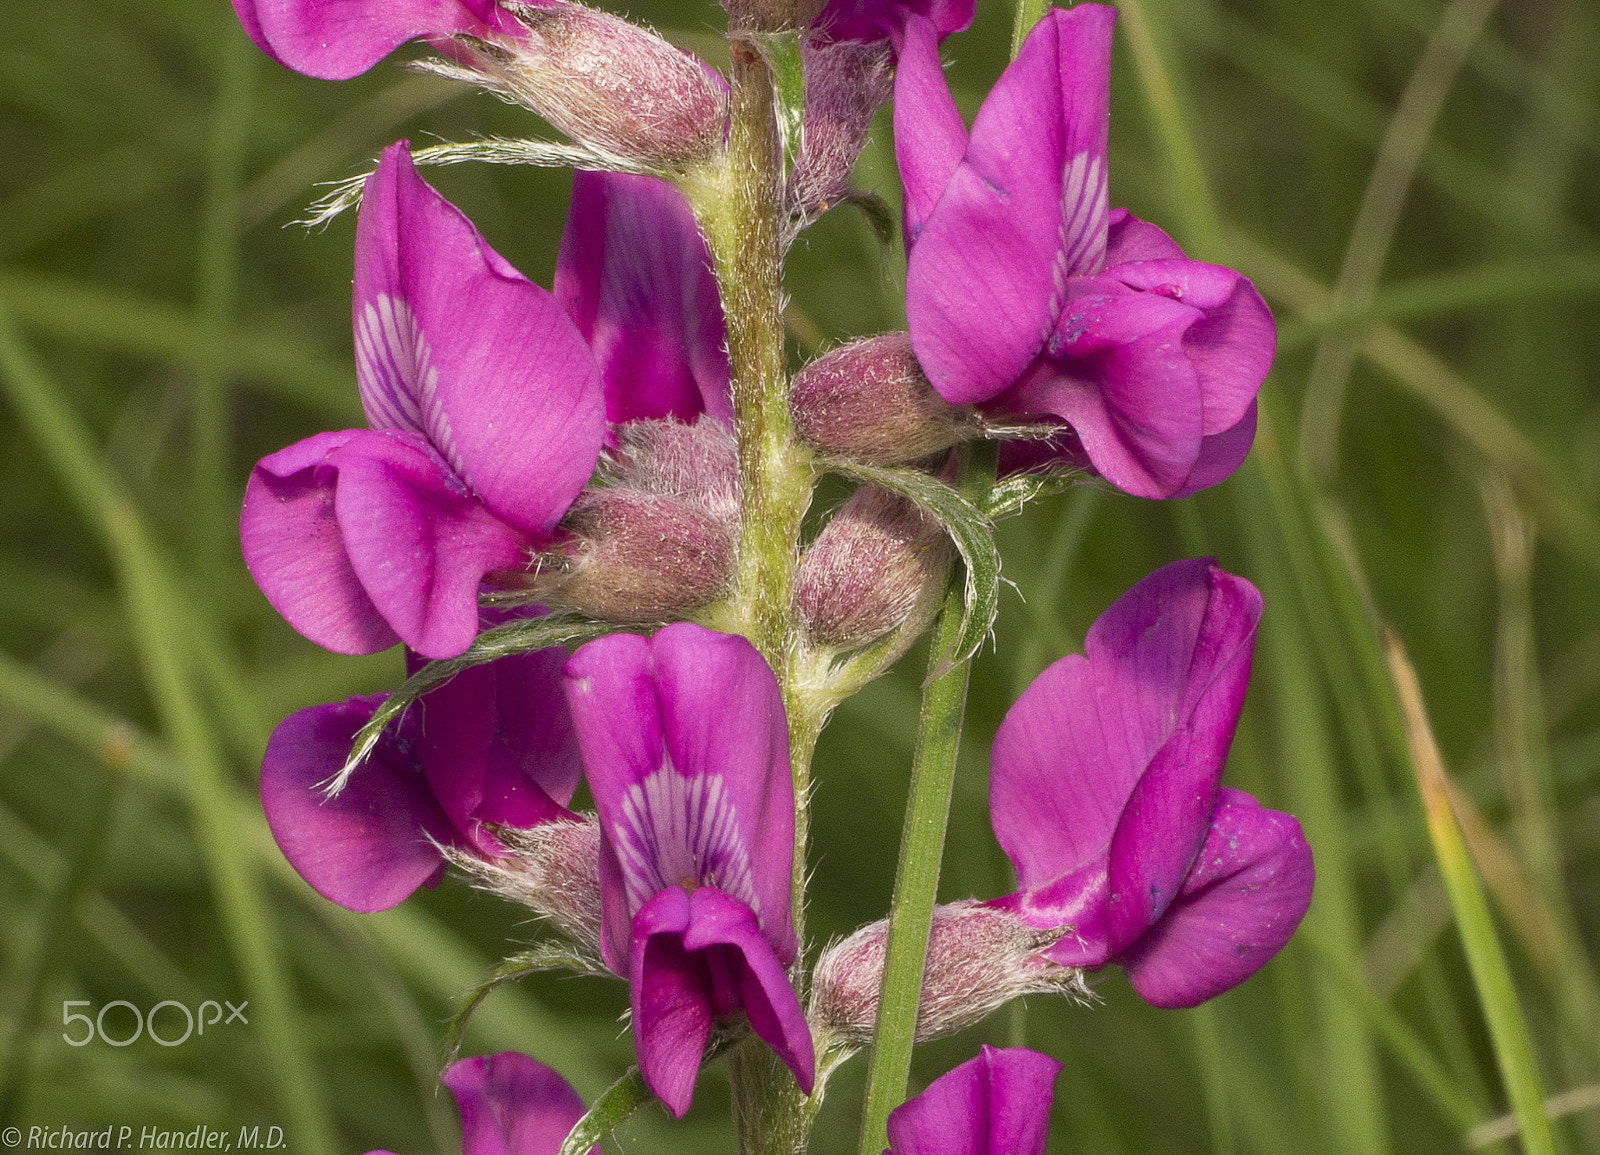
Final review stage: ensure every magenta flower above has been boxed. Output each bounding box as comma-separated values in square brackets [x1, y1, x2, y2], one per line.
[555, 171, 731, 430]
[241, 141, 605, 660]
[886, 1046, 1060, 1155]
[987, 559, 1313, 1007]
[898, 5, 1274, 499]
[232, 0, 525, 81]
[369, 1051, 594, 1155]
[563, 624, 813, 1117]
[814, 0, 974, 44]
[261, 650, 579, 913]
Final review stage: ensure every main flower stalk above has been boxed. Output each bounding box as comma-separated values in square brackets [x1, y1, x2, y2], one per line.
[688, 41, 820, 1155]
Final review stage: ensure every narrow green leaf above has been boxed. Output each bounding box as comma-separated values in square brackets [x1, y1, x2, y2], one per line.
[559, 1067, 654, 1155]
[980, 468, 1086, 520]
[1386, 632, 1560, 1155]
[821, 459, 1000, 673]
[758, 30, 807, 168]
[331, 617, 612, 795]
[444, 942, 611, 1064]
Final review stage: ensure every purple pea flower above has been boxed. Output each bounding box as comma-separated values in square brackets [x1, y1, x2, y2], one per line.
[261, 650, 580, 913]
[898, 5, 1274, 499]
[369, 1051, 595, 1155]
[555, 170, 731, 430]
[886, 1046, 1060, 1155]
[562, 624, 813, 1117]
[814, 0, 975, 44]
[232, 0, 525, 81]
[987, 559, 1313, 1007]
[241, 140, 606, 660]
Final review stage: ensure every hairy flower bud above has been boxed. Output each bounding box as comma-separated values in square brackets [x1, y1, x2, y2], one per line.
[548, 489, 735, 621]
[445, 816, 605, 956]
[789, 38, 893, 219]
[797, 485, 952, 648]
[811, 901, 1088, 1047]
[721, 0, 827, 33]
[448, 2, 726, 167]
[791, 333, 973, 464]
[609, 418, 741, 525]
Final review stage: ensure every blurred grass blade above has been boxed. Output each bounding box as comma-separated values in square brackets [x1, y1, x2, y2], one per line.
[1469, 1086, 1600, 1150]
[0, 313, 338, 1155]
[1384, 630, 1560, 1155]
[0, 760, 122, 1122]
[1228, 229, 1600, 579]
[0, 271, 358, 423]
[1300, 931, 1488, 1139]
[0, 647, 616, 1099]
[1298, 0, 1499, 481]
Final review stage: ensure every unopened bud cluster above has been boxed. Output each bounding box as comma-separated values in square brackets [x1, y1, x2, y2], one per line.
[542, 418, 739, 621]
[810, 900, 1088, 1048]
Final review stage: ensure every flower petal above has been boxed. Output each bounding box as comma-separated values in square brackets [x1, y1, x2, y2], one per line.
[261, 697, 453, 912]
[1004, 283, 1207, 498]
[328, 428, 531, 659]
[990, 560, 1259, 894]
[566, 625, 796, 963]
[233, 0, 510, 81]
[886, 1045, 1060, 1155]
[1172, 402, 1257, 499]
[1102, 208, 1185, 265]
[442, 1051, 593, 1155]
[679, 888, 814, 1098]
[241, 430, 399, 655]
[355, 142, 605, 537]
[417, 653, 580, 855]
[1117, 789, 1314, 1008]
[893, 13, 968, 245]
[815, 0, 976, 43]
[629, 887, 712, 1117]
[1109, 258, 1275, 438]
[907, 5, 1115, 406]
[555, 171, 731, 428]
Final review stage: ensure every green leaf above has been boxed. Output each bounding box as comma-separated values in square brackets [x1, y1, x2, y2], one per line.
[328, 616, 611, 796]
[980, 468, 1086, 520]
[758, 30, 807, 169]
[820, 459, 1000, 675]
[559, 1067, 654, 1155]
[443, 942, 610, 1064]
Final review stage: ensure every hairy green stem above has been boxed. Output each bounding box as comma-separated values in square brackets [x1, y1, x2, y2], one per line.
[855, 582, 971, 1155]
[689, 41, 819, 1155]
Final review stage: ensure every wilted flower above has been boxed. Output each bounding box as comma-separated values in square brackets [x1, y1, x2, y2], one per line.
[563, 624, 814, 1116]
[986, 558, 1313, 1007]
[366, 1051, 594, 1155]
[886, 1046, 1061, 1155]
[261, 652, 579, 913]
[241, 141, 605, 660]
[899, 6, 1273, 498]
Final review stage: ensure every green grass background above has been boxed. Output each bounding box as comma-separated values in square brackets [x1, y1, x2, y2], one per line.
[2, 0, 1599, 1150]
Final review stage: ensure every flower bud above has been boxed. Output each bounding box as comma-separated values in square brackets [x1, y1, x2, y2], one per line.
[797, 485, 952, 648]
[609, 417, 741, 525]
[455, 2, 726, 167]
[546, 488, 735, 621]
[445, 816, 604, 955]
[791, 333, 973, 464]
[721, 0, 827, 33]
[789, 38, 893, 219]
[811, 900, 1088, 1047]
